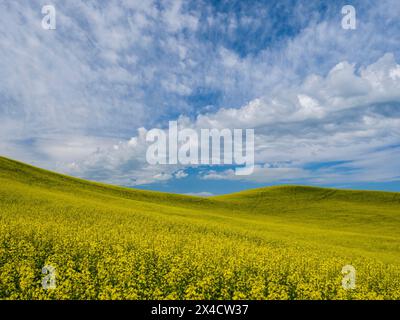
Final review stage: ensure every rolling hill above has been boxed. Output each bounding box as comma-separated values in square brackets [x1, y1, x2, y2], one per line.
[0, 156, 399, 299]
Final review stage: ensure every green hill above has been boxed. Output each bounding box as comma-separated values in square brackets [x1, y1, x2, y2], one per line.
[0, 156, 399, 299]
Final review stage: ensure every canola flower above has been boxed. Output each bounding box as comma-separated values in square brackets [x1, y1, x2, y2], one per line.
[1, 156, 400, 300]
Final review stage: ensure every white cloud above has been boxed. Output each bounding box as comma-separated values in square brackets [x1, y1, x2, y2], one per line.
[184, 191, 214, 197]
[202, 166, 308, 183]
[67, 53, 400, 186]
[1, 1, 400, 188]
[175, 170, 188, 179]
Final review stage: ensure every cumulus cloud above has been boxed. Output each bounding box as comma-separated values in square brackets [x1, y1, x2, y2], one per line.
[201, 166, 308, 183]
[175, 170, 189, 179]
[69, 53, 400, 186]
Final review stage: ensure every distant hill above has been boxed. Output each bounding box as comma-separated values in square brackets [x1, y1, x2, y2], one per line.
[1, 156, 399, 299]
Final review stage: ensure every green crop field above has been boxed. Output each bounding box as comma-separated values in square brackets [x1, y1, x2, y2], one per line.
[0, 156, 400, 300]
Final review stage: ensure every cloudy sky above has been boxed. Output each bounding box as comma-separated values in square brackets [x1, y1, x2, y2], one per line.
[1, 0, 400, 195]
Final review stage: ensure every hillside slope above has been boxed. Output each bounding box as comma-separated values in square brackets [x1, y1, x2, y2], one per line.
[0, 156, 400, 300]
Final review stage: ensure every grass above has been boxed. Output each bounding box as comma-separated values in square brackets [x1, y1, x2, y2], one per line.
[0, 156, 400, 299]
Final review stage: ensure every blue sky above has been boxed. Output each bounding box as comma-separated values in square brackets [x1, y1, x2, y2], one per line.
[1, 0, 400, 195]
